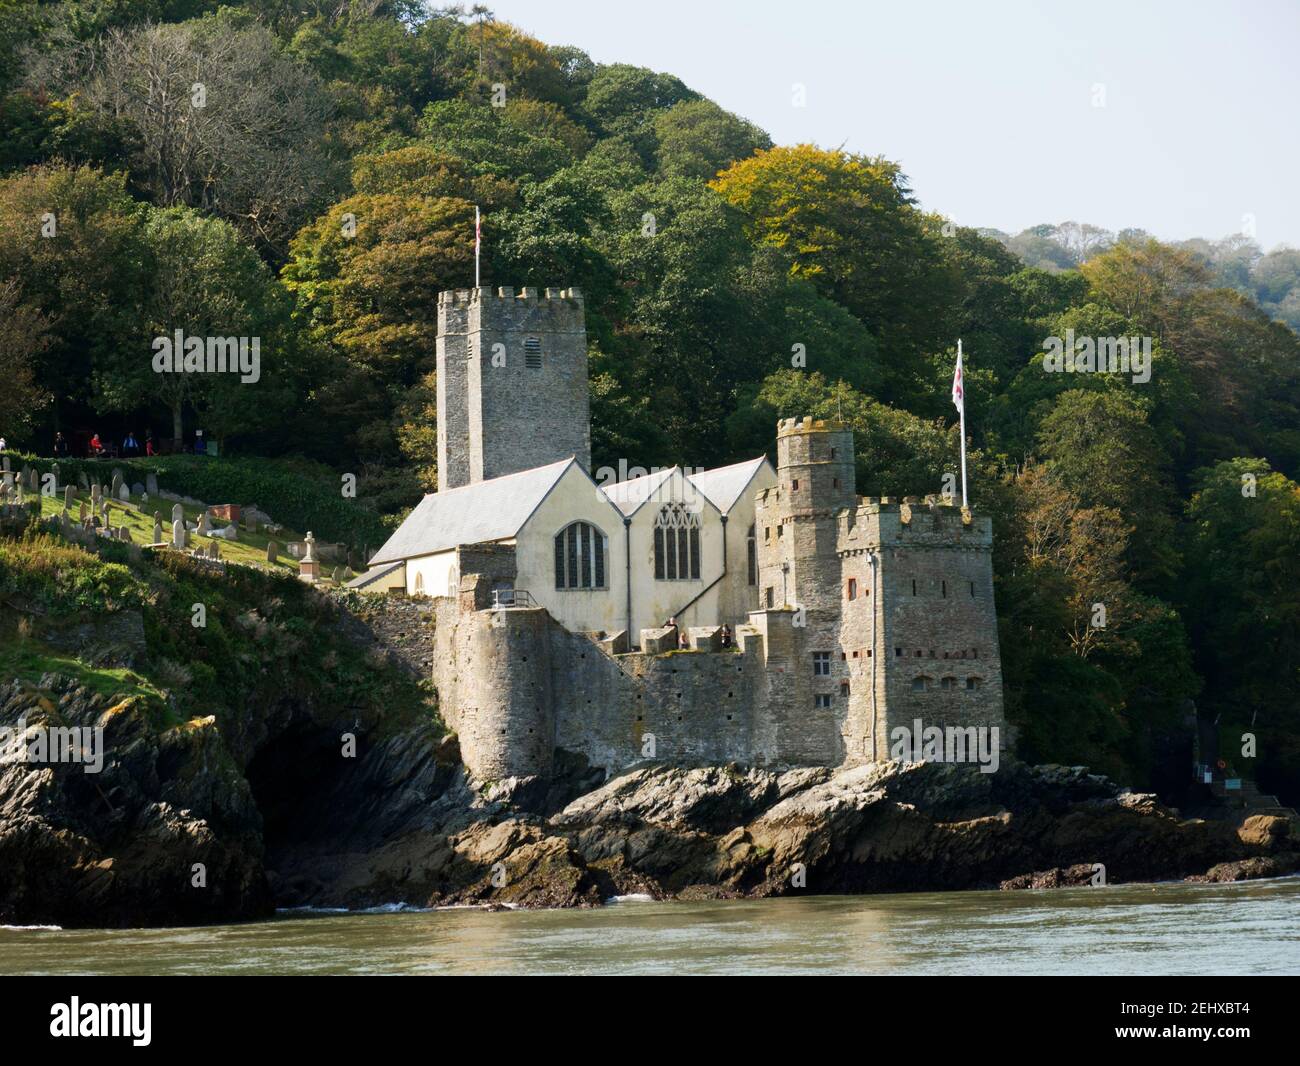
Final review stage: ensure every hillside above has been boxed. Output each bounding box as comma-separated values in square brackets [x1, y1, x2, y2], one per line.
[0, 3, 1297, 800]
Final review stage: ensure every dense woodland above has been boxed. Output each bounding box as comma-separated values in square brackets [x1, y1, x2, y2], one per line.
[0, 2, 1297, 801]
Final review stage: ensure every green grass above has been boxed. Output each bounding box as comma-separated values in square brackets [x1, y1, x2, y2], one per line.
[9, 451, 389, 549]
[0, 639, 164, 703]
[34, 491, 309, 575]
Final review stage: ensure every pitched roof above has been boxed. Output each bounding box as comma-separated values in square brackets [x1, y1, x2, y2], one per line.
[598, 466, 676, 516]
[346, 560, 404, 590]
[370, 458, 574, 565]
[686, 457, 771, 515]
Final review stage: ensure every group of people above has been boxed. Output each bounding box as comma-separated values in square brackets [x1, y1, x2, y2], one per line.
[662, 617, 733, 649]
[56, 430, 156, 459]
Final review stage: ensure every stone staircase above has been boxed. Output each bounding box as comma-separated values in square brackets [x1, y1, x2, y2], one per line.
[1206, 778, 1297, 819]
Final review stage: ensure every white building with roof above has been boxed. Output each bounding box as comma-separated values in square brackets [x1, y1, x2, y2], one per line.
[351, 284, 775, 643]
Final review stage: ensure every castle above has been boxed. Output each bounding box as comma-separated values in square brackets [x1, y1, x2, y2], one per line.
[355, 286, 1005, 780]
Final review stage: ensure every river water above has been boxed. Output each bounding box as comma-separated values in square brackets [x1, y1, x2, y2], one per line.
[3, 878, 1298, 975]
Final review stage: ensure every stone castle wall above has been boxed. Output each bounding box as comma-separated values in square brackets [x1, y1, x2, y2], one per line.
[432, 600, 852, 778]
[427, 414, 1004, 782]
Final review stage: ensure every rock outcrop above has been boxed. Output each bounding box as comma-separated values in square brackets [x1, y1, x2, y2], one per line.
[4, 670, 1295, 927]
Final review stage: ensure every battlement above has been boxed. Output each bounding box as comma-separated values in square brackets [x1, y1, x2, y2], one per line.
[839, 498, 990, 550]
[437, 286, 584, 307]
[777, 416, 848, 437]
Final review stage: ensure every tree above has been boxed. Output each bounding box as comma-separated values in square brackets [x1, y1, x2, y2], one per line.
[0, 164, 148, 428]
[711, 145, 953, 372]
[1036, 389, 1180, 583]
[0, 276, 52, 436]
[33, 16, 338, 254]
[99, 205, 280, 444]
[653, 98, 770, 181]
[1184, 459, 1300, 802]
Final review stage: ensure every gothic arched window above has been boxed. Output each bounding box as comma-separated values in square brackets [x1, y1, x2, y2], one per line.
[554, 521, 607, 590]
[654, 503, 701, 580]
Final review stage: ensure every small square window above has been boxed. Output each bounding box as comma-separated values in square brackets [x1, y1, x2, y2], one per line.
[814, 693, 832, 709]
[792, 479, 799, 491]
[812, 651, 831, 676]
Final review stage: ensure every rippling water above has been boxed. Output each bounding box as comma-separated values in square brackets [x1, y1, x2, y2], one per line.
[4, 878, 1298, 975]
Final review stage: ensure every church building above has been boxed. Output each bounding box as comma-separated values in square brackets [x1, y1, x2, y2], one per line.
[354, 285, 776, 639]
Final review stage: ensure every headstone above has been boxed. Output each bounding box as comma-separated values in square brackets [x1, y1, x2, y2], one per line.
[119, 526, 131, 543]
[79, 501, 88, 522]
[118, 484, 130, 502]
[1, 455, 8, 471]
[208, 541, 220, 560]
[91, 483, 102, 506]
[131, 482, 145, 497]
[1, 472, 12, 493]
[152, 514, 163, 544]
[172, 519, 187, 549]
[78, 470, 88, 490]
[146, 472, 159, 496]
[171, 503, 184, 524]
[27, 467, 38, 492]
[332, 566, 344, 584]
[63, 485, 73, 510]
[299, 532, 319, 582]
[110, 471, 122, 499]
[196, 511, 210, 536]
[266, 540, 278, 563]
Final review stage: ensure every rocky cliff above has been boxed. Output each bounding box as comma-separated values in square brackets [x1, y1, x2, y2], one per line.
[2, 536, 1295, 927]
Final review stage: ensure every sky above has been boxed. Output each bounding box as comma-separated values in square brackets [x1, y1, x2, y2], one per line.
[482, 0, 1300, 251]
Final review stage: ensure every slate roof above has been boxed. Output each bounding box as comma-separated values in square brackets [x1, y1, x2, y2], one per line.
[369, 458, 575, 565]
[686, 457, 771, 515]
[598, 466, 676, 516]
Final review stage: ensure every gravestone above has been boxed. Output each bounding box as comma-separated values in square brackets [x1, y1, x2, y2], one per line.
[172, 519, 187, 549]
[119, 526, 131, 543]
[266, 540, 278, 563]
[332, 566, 344, 584]
[27, 467, 38, 492]
[1, 455, 8, 470]
[152, 514, 163, 544]
[78, 501, 88, 522]
[172, 503, 184, 524]
[146, 472, 159, 496]
[78, 470, 89, 490]
[208, 542, 220, 560]
[91, 483, 102, 506]
[110, 472, 122, 499]
[196, 511, 210, 536]
[63, 485, 73, 509]
[298, 532, 319, 582]
[118, 484, 130, 502]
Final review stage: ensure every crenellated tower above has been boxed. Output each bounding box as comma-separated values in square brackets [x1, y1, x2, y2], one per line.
[436, 286, 590, 491]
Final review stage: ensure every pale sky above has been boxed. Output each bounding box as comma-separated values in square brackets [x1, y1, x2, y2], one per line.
[482, 0, 1300, 250]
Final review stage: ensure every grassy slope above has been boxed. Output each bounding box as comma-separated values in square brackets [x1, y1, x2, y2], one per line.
[0, 534, 438, 744]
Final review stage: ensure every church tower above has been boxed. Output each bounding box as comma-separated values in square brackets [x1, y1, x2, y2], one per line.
[436, 286, 591, 491]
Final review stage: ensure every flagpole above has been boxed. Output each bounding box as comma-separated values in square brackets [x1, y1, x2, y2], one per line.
[958, 339, 968, 508]
[475, 205, 481, 288]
